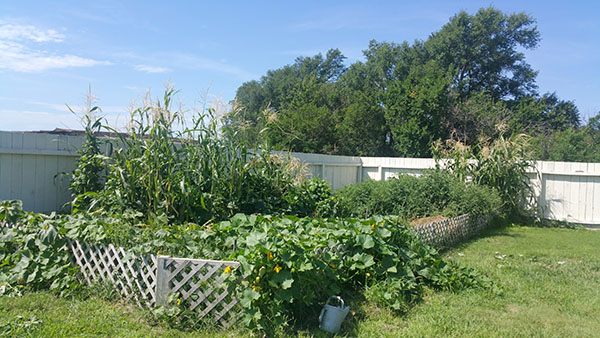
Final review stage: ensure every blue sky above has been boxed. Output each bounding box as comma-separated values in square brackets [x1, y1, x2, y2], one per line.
[1, 0, 598, 131]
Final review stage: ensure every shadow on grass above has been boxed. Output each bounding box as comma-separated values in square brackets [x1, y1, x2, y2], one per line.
[438, 219, 523, 254]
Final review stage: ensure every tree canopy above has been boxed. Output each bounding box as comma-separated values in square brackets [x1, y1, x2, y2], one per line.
[226, 7, 597, 161]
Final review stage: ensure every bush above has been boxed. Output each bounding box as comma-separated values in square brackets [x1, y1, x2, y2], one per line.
[334, 170, 501, 219]
[286, 178, 337, 217]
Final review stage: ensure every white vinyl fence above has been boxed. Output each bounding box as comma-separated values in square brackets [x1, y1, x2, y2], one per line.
[1, 130, 599, 225]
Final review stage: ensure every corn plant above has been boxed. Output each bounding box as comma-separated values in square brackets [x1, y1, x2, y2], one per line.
[471, 133, 535, 216]
[434, 132, 535, 216]
[70, 87, 314, 224]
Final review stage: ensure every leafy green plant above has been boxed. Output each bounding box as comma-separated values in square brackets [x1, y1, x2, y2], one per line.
[334, 170, 501, 219]
[1, 203, 492, 333]
[69, 109, 107, 212]
[286, 178, 337, 217]
[435, 132, 536, 216]
[223, 214, 492, 331]
[0, 206, 80, 296]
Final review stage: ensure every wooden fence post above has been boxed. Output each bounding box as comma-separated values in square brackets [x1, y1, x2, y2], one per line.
[155, 255, 169, 306]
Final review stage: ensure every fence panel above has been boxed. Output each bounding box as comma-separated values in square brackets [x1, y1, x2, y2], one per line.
[67, 239, 157, 308]
[156, 256, 241, 328]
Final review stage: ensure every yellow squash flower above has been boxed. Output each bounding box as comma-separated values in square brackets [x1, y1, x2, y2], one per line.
[274, 264, 282, 273]
[224, 266, 232, 274]
[268, 251, 274, 260]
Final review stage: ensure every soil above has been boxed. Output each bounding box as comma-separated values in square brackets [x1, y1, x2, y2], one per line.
[410, 215, 447, 226]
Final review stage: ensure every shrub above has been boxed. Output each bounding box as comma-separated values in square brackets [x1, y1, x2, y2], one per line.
[286, 178, 336, 217]
[334, 170, 501, 219]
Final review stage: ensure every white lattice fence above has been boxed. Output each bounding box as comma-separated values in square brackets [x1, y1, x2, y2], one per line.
[413, 214, 488, 248]
[156, 256, 241, 328]
[66, 239, 157, 307]
[65, 239, 243, 327]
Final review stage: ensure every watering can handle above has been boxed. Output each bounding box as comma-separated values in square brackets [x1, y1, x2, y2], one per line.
[325, 296, 344, 309]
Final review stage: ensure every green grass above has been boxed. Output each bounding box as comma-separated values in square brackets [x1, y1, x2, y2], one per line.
[344, 225, 600, 337]
[2, 225, 599, 337]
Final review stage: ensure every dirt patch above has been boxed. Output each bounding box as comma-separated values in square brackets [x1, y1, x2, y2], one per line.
[410, 215, 447, 226]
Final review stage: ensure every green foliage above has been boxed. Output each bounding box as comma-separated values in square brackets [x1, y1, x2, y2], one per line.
[0, 200, 29, 225]
[226, 7, 572, 159]
[0, 203, 80, 297]
[425, 7, 540, 100]
[287, 178, 337, 217]
[526, 110, 599, 163]
[334, 170, 501, 219]
[69, 109, 107, 211]
[3, 226, 599, 337]
[435, 133, 535, 216]
[69, 88, 321, 224]
[223, 215, 491, 331]
[1, 203, 491, 333]
[530, 127, 600, 162]
[384, 61, 451, 157]
[510, 93, 580, 135]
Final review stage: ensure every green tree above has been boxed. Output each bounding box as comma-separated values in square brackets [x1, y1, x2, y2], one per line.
[228, 49, 346, 150]
[384, 61, 451, 157]
[510, 93, 580, 135]
[425, 7, 540, 100]
[264, 76, 340, 153]
[334, 60, 395, 156]
[229, 7, 588, 159]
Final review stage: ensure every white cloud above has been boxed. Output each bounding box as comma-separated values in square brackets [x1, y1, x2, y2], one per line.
[0, 23, 64, 42]
[0, 22, 110, 73]
[134, 64, 171, 73]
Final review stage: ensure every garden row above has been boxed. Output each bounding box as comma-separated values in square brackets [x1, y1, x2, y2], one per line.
[1, 200, 496, 332]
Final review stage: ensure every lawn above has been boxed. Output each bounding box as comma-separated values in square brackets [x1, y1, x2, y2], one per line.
[2, 224, 599, 337]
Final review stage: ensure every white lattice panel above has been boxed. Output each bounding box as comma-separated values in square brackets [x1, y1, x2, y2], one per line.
[413, 214, 488, 248]
[67, 239, 157, 307]
[156, 256, 241, 328]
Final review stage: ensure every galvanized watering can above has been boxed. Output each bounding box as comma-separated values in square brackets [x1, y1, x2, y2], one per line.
[319, 296, 350, 333]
